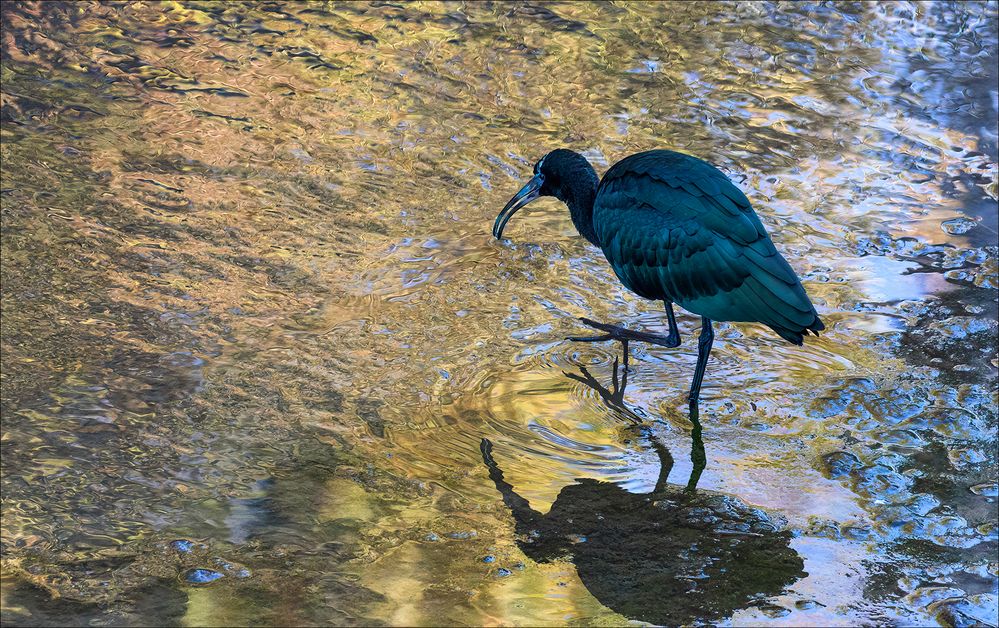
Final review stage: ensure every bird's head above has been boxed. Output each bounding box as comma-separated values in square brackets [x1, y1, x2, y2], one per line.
[493, 149, 599, 241]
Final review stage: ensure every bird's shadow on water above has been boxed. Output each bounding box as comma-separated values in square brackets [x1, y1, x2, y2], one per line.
[481, 356, 806, 626]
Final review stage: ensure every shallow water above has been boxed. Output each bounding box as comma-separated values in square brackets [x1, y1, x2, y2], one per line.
[1, 1, 997, 626]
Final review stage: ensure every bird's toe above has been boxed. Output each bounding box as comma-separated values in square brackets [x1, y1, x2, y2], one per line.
[567, 334, 613, 342]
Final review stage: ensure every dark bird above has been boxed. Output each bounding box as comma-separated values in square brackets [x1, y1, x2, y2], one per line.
[494, 149, 825, 402]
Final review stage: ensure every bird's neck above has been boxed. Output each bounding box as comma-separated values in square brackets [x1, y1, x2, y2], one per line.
[560, 165, 600, 247]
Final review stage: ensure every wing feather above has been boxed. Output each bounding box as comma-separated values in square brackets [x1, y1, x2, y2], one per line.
[593, 150, 824, 342]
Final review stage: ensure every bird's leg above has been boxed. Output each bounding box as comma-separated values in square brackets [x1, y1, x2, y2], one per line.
[568, 301, 682, 349]
[688, 317, 714, 403]
[663, 301, 681, 346]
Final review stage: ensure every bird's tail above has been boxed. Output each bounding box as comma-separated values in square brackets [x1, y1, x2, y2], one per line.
[771, 315, 825, 346]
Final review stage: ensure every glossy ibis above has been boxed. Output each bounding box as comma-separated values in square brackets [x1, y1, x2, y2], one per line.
[494, 149, 824, 402]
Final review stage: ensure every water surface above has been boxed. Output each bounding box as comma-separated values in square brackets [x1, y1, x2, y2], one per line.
[2, 1, 997, 626]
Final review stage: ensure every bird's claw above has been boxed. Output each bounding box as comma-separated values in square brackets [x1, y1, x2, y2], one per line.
[572, 318, 631, 343]
[578, 317, 617, 332]
[571, 317, 680, 348]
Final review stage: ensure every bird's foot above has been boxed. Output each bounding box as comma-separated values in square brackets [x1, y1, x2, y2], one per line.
[568, 317, 680, 348]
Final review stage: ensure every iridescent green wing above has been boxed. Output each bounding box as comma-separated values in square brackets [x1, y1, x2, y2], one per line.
[593, 151, 823, 344]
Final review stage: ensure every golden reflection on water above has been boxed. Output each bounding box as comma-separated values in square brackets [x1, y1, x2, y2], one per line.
[1, 1, 997, 626]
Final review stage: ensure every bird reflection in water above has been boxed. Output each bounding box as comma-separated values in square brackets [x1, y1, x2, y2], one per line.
[481, 358, 805, 626]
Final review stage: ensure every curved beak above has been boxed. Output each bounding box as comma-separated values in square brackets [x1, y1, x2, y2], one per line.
[493, 174, 544, 239]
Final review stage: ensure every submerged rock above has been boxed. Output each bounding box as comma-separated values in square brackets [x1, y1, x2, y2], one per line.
[940, 217, 978, 235]
[169, 540, 195, 554]
[822, 451, 864, 478]
[183, 569, 225, 585]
